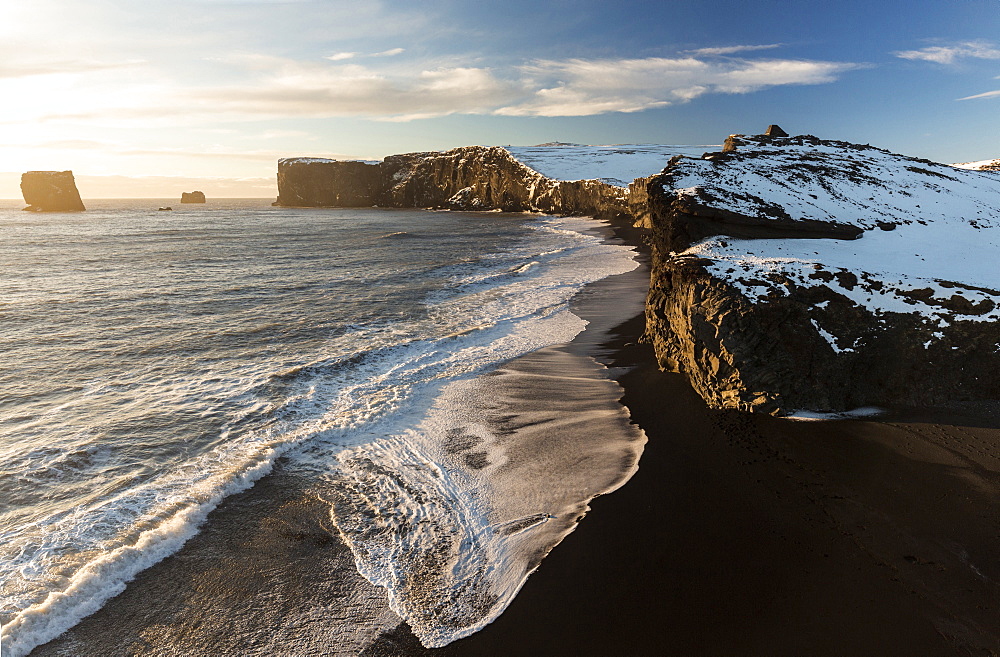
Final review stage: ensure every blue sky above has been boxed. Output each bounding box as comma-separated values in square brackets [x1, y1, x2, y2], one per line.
[2, 0, 999, 196]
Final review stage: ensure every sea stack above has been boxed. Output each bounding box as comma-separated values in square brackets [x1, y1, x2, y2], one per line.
[20, 171, 86, 212]
[181, 191, 206, 203]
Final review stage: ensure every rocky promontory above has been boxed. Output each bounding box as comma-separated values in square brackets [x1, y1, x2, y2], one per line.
[275, 134, 1000, 415]
[274, 145, 710, 221]
[181, 191, 206, 203]
[20, 171, 86, 212]
[641, 133, 1000, 414]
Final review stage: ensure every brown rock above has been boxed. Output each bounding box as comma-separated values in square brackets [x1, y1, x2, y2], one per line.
[181, 191, 206, 203]
[20, 171, 85, 212]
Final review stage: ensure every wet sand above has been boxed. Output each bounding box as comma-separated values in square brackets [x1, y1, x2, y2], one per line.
[33, 219, 1000, 656]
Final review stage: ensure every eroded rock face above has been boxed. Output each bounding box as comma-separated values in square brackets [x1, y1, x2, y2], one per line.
[271, 136, 1000, 414]
[181, 191, 206, 203]
[275, 159, 381, 207]
[21, 171, 85, 212]
[273, 147, 632, 220]
[643, 134, 1000, 414]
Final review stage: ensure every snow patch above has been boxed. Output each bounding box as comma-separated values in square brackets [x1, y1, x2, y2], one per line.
[505, 144, 716, 188]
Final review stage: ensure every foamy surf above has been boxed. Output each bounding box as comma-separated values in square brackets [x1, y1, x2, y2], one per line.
[326, 345, 647, 648]
[1, 208, 639, 656]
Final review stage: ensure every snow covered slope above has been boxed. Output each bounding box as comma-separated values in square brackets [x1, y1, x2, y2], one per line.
[672, 135, 1000, 326]
[953, 158, 1000, 172]
[642, 133, 1000, 413]
[505, 144, 715, 188]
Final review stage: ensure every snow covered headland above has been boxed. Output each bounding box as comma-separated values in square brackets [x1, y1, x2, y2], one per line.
[641, 132, 1000, 414]
[273, 133, 1000, 414]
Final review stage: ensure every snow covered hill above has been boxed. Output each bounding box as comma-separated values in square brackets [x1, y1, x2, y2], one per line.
[642, 132, 1000, 414]
[673, 135, 1000, 327]
[953, 158, 1000, 172]
[505, 144, 715, 188]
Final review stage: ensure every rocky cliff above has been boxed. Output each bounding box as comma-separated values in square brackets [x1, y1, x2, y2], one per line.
[274, 136, 1000, 415]
[181, 191, 206, 203]
[642, 134, 1000, 414]
[272, 146, 695, 221]
[275, 158, 382, 207]
[20, 171, 85, 212]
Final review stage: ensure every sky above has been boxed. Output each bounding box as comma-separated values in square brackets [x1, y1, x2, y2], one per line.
[2, 0, 999, 198]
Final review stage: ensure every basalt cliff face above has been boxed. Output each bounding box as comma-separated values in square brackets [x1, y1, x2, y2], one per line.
[274, 136, 1000, 415]
[274, 147, 632, 220]
[641, 134, 1000, 414]
[21, 171, 86, 212]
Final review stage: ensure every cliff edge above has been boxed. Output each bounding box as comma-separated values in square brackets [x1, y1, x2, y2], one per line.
[642, 134, 1000, 414]
[273, 145, 710, 222]
[273, 135, 1000, 415]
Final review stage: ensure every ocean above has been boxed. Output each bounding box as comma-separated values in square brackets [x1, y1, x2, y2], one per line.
[0, 199, 644, 655]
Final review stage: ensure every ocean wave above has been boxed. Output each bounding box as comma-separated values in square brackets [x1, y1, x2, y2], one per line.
[0, 212, 639, 656]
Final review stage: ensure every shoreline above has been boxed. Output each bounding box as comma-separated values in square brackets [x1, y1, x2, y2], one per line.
[368, 217, 1000, 656]
[29, 215, 1000, 656]
[25, 214, 653, 656]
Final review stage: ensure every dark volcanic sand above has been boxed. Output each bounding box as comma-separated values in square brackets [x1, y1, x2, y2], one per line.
[33, 219, 1000, 656]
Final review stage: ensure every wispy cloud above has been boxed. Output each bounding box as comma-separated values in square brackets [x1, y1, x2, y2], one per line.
[178, 54, 861, 121]
[495, 56, 861, 117]
[957, 89, 1000, 101]
[326, 48, 404, 62]
[684, 44, 783, 56]
[0, 56, 145, 80]
[895, 41, 1000, 65]
[4, 51, 862, 125]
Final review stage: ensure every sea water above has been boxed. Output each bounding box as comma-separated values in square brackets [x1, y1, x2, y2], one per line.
[0, 199, 642, 655]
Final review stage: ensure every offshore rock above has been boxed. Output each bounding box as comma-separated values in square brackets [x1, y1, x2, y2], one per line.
[20, 171, 85, 212]
[643, 133, 1000, 414]
[181, 191, 206, 203]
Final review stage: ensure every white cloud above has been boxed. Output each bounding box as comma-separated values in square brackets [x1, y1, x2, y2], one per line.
[895, 41, 1000, 65]
[495, 56, 860, 117]
[685, 44, 783, 56]
[957, 89, 1000, 101]
[326, 48, 404, 62]
[3, 52, 861, 126]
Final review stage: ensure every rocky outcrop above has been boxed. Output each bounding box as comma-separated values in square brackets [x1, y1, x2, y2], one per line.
[642, 133, 1000, 414]
[645, 256, 1000, 414]
[20, 171, 85, 212]
[181, 191, 206, 203]
[953, 158, 1000, 172]
[272, 134, 1000, 415]
[273, 148, 631, 220]
[275, 159, 381, 207]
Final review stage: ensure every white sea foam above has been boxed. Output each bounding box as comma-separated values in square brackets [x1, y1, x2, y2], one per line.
[0, 213, 638, 656]
[328, 348, 647, 648]
[323, 227, 646, 647]
[784, 407, 884, 421]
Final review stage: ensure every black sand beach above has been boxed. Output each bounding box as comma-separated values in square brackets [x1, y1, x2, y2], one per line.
[32, 219, 1000, 656]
